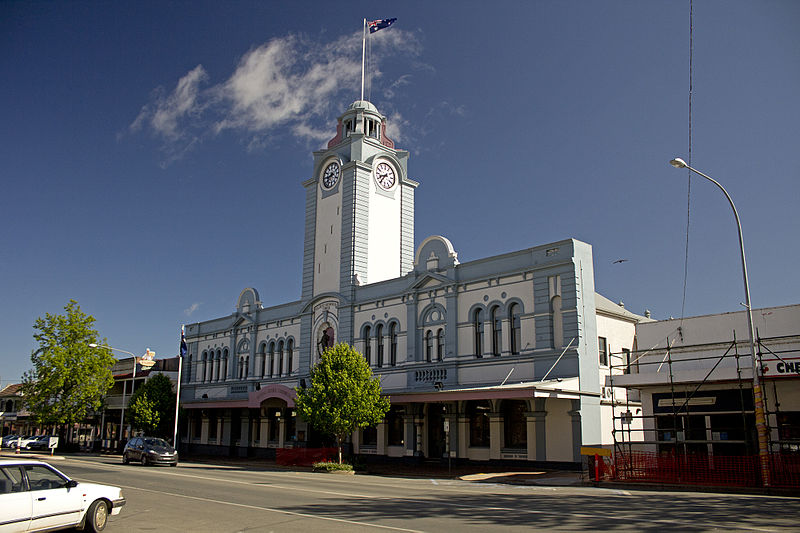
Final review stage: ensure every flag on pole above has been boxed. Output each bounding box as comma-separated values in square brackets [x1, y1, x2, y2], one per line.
[368, 18, 396, 33]
[180, 325, 187, 357]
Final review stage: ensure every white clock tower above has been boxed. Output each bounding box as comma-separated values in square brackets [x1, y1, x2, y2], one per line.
[301, 100, 417, 301]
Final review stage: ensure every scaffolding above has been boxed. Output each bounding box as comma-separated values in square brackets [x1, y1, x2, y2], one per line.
[603, 332, 800, 488]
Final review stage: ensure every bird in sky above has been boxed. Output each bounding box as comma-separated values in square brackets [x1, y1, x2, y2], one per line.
[612, 259, 629, 264]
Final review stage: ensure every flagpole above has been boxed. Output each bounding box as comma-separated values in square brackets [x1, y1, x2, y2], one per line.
[360, 18, 366, 101]
[173, 325, 185, 447]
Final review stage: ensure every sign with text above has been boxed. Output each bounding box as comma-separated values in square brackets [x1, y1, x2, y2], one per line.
[762, 355, 800, 378]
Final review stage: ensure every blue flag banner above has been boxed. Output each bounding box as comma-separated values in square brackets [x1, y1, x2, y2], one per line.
[180, 326, 188, 357]
[368, 18, 396, 33]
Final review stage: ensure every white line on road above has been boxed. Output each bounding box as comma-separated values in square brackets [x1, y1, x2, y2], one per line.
[109, 482, 425, 533]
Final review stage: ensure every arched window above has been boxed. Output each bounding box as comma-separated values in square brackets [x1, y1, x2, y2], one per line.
[222, 348, 229, 381]
[376, 324, 384, 367]
[467, 400, 491, 447]
[436, 328, 444, 361]
[278, 340, 284, 376]
[287, 339, 294, 375]
[215, 350, 222, 381]
[238, 357, 244, 379]
[509, 303, 521, 355]
[502, 400, 527, 449]
[363, 325, 372, 366]
[425, 330, 433, 362]
[258, 343, 267, 377]
[389, 323, 398, 366]
[268, 342, 275, 377]
[491, 305, 502, 356]
[473, 308, 485, 358]
[201, 351, 208, 382]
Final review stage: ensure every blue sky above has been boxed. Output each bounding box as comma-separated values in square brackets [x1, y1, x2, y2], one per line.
[2, 1, 798, 386]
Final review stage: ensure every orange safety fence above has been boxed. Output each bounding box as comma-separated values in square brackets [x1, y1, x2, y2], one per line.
[275, 447, 338, 466]
[598, 451, 800, 488]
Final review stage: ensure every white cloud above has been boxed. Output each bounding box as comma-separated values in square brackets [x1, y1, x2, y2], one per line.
[130, 29, 422, 163]
[184, 302, 202, 316]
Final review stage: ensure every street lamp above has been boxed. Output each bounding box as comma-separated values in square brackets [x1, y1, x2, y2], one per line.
[89, 343, 139, 448]
[668, 157, 770, 486]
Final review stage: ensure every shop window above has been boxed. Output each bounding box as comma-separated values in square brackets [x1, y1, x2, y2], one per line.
[467, 400, 491, 447]
[387, 406, 404, 446]
[208, 413, 218, 440]
[502, 400, 527, 449]
[362, 426, 377, 446]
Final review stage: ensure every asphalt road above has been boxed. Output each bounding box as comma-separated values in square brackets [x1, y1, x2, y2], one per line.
[51, 456, 800, 532]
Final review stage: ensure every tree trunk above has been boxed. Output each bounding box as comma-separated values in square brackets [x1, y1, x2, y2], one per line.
[337, 436, 342, 464]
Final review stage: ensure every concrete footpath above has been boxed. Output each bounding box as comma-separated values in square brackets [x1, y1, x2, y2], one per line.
[1, 449, 584, 487]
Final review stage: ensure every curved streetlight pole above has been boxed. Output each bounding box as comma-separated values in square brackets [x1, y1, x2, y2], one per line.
[668, 157, 770, 486]
[90, 343, 139, 449]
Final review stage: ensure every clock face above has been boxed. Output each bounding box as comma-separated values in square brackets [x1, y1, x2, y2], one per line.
[374, 162, 396, 190]
[321, 161, 340, 189]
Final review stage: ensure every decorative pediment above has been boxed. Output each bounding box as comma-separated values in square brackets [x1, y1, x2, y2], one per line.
[410, 271, 451, 290]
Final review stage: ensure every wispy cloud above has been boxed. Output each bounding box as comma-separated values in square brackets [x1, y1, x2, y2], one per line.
[130, 30, 422, 164]
[184, 302, 202, 316]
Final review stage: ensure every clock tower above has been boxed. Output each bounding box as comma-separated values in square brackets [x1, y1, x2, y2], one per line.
[301, 100, 417, 301]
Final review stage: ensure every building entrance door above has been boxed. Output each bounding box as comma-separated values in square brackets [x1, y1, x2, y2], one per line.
[427, 404, 446, 459]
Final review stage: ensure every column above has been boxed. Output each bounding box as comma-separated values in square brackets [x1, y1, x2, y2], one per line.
[569, 399, 582, 463]
[278, 411, 287, 448]
[531, 398, 547, 461]
[377, 422, 387, 456]
[239, 411, 250, 457]
[489, 412, 503, 459]
[457, 414, 469, 458]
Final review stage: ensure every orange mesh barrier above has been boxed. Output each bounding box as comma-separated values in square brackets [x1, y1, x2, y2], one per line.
[275, 447, 338, 466]
[603, 451, 800, 488]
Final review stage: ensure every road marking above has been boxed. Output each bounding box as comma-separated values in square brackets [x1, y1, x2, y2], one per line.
[109, 483, 424, 532]
[68, 459, 783, 532]
[429, 479, 438, 485]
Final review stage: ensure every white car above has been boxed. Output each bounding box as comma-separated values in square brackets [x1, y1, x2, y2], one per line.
[0, 459, 125, 532]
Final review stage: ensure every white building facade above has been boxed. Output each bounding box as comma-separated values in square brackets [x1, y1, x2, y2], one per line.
[179, 100, 646, 466]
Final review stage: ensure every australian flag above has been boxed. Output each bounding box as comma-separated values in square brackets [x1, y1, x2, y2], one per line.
[180, 325, 187, 357]
[369, 18, 396, 33]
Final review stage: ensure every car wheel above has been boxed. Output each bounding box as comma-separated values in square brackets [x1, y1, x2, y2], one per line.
[122, 453, 129, 465]
[141, 455, 148, 466]
[85, 500, 109, 532]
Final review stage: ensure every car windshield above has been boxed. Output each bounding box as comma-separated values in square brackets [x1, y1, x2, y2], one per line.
[143, 438, 170, 448]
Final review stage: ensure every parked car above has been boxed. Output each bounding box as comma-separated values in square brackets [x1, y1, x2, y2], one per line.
[0, 458, 125, 532]
[1, 435, 21, 448]
[122, 437, 178, 466]
[25, 435, 55, 451]
[3, 435, 38, 449]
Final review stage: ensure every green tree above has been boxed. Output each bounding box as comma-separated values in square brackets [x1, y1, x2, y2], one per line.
[128, 373, 176, 438]
[295, 343, 390, 463]
[22, 300, 115, 431]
